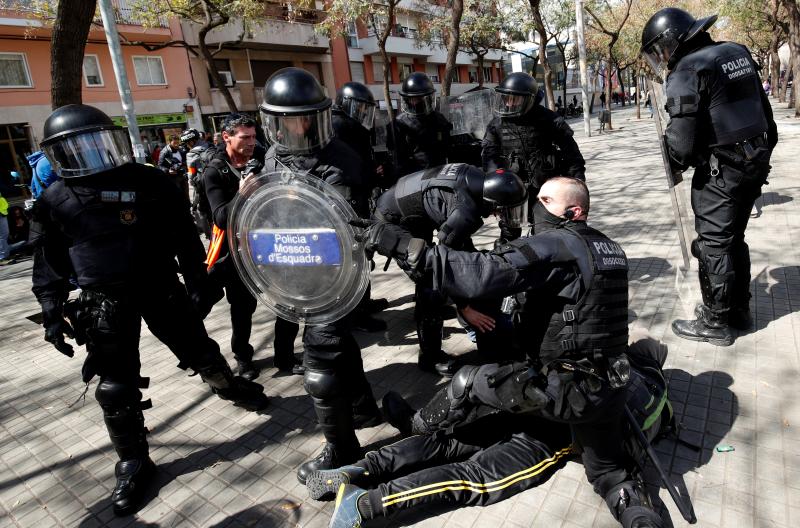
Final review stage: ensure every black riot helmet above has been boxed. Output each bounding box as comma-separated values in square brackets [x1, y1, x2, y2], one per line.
[640, 8, 718, 77]
[494, 73, 539, 118]
[41, 104, 133, 178]
[335, 82, 377, 130]
[260, 67, 333, 153]
[399, 72, 437, 116]
[463, 166, 527, 220]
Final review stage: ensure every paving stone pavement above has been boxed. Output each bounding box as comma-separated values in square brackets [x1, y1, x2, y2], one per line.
[1, 101, 799, 528]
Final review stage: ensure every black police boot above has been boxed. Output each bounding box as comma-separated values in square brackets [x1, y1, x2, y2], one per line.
[695, 303, 752, 331]
[111, 457, 156, 516]
[306, 465, 369, 501]
[298, 390, 361, 484]
[196, 358, 269, 411]
[604, 481, 665, 528]
[672, 305, 733, 347]
[275, 356, 305, 376]
[297, 443, 362, 485]
[96, 380, 156, 516]
[381, 391, 415, 435]
[236, 359, 260, 381]
[419, 349, 460, 378]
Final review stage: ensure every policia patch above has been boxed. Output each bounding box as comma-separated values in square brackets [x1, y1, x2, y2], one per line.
[585, 236, 628, 271]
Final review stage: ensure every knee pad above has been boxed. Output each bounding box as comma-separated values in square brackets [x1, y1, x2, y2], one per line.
[304, 369, 341, 400]
[96, 379, 141, 407]
[447, 365, 480, 407]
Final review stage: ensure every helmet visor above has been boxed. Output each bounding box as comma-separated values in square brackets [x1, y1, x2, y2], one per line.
[642, 38, 675, 78]
[262, 109, 333, 154]
[493, 92, 532, 117]
[401, 93, 436, 116]
[342, 98, 376, 129]
[43, 129, 133, 178]
[499, 201, 527, 228]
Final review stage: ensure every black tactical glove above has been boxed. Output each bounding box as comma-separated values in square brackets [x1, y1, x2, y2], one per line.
[349, 218, 413, 258]
[242, 158, 263, 178]
[41, 299, 75, 358]
[186, 273, 224, 319]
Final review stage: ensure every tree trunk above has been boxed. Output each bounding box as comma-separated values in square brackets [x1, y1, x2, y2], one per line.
[442, 0, 464, 97]
[618, 67, 625, 107]
[379, 48, 394, 121]
[476, 53, 485, 87]
[530, 0, 553, 109]
[560, 49, 568, 114]
[605, 53, 613, 129]
[771, 47, 782, 99]
[787, 0, 800, 115]
[198, 26, 238, 113]
[50, 0, 97, 109]
[635, 66, 641, 119]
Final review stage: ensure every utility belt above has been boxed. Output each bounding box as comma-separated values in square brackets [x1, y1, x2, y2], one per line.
[710, 133, 770, 175]
[65, 290, 127, 383]
[544, 351, 631, 393]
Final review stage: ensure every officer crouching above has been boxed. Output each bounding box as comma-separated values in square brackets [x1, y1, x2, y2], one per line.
[31, 105, 269, 516]
[361, 176, 664, 527]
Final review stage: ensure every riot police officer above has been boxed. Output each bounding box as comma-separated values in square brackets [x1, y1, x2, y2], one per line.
[393, 72, 453, 176]
[259, 67, 382, 483]
[332, 82, 391, 324]
[31, 104, 268, 516]
[641, 8, 778, 345]
[333, 82, 378, 178]
[482, 73, 586, 240]
[360, 177, 664, 527]
[373, 163, 527, 376]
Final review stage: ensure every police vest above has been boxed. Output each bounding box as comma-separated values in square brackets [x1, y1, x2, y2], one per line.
[42, 165, 178, 288]
[499, 120, 558, 187]
[533, 223, 629, 369]
[670, 41, 768, 147]
[396, 112, 451, 169]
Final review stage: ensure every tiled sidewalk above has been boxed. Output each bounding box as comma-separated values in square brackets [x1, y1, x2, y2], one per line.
[1, 101, 799, 527]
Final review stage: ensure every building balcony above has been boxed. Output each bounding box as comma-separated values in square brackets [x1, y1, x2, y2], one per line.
[359, 34, 433, 58]
[181, 5, 329, 52]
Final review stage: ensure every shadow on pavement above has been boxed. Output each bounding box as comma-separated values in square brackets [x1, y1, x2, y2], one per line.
[739, 265, 800, 338]
[643, 369, 737, 527]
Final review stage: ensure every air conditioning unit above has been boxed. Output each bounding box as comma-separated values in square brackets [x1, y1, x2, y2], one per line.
[218, 71, 235, 87]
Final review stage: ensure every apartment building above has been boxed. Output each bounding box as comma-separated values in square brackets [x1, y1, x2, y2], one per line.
[342, 3, 504, 109]
[0, 4, 203, 186]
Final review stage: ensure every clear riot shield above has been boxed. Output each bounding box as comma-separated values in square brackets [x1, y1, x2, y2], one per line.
[228, 170, 370, 325]
[441, 88, 494, 140]
[648, 79, 693, 271]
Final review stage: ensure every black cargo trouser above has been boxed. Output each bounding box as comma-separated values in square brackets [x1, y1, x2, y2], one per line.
[302, 316, 376, 454]
[691, 157, 768, 316]
[81, 280, 227, 460]
[357, 414, 572, 518]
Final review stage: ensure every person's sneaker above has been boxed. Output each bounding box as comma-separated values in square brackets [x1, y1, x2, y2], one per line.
[352, 314, 387, 333]
[418, 350, 460, 378]
[297, 443, 360, 485]
[466, 329, 477, 343]
[671, 318, 733, 346]
[364, 298, 389, 313]
[381, 391, 415, 435]
[110, 457, 156, 516]
[306, 466, 369, 501]
[329, 484, 369, 528]
[236, 359, 260, 381]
